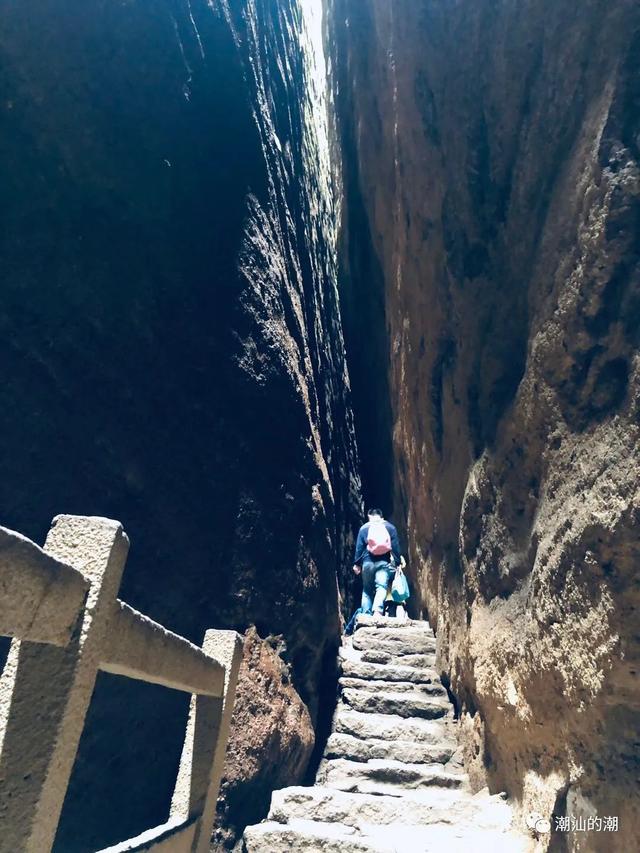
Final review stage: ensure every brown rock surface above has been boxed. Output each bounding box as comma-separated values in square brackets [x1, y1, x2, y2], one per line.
[0, 0, 360, 849]
[330, 0, 640, 849]
[213, 627, 315, 847]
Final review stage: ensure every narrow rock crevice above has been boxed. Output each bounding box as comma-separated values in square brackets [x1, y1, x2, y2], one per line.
[1, 0, 639, 850]
[329, 1, 640, 849]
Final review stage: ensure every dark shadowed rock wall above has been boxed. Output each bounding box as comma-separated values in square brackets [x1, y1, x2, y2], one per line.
[330, 0, 640, 849]
[0, 0, 361, 848]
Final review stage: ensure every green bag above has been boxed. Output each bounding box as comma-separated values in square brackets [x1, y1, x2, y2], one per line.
[391, 567, 410, 603]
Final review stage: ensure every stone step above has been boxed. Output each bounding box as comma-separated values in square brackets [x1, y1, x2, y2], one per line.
[340, 658, 439, 684]
[245, 817, 531, 853]
[325, 732, 456, 764]
[243, 819, 390, 852]
[339, 677, 446, 697]
[363, 823, 531, 853]
[317, 758, 467, 795]
[360, 650, 437, 668]
[268, 785, 518, 832]
[354, 626, 437, 643]
[353, 631, 436, 656]
[244, 817, 531, 853]
[341, 687, 451, 719]
[334, 709, 456, 745]
[355, 615, 434, 633]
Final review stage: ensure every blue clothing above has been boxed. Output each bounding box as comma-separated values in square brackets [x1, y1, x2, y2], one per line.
[361, 559, 395, 615]
[353, 519, 401, 566]
[344, 607, 362, 635]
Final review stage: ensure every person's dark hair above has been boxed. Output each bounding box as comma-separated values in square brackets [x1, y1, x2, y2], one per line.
[367, 508, 383, 517]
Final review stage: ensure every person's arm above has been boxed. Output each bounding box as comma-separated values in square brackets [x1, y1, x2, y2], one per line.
[353, 525, 367, 573]
[388, 523, 401, 564]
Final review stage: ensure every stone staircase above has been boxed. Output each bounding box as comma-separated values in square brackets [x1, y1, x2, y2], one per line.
[243, 616, 533, 852]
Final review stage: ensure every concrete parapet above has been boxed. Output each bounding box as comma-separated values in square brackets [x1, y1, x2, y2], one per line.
[103, 601, 225, 696]
[171, 630, 244, 853]
[0, 515, 242, 853]
[0, 525, 89, 646]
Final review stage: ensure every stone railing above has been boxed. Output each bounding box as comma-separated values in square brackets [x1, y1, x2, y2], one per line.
[0, 515, 243, 853]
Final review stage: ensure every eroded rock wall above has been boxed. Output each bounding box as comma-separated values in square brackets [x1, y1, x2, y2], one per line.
[0, 0, 360, 848]
[330, 1, 640, 849]
[215, 626, 316, 848]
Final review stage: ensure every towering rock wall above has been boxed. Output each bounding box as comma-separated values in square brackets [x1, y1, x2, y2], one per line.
[330, 0, 640, 849]
[0, 0, 360, 848]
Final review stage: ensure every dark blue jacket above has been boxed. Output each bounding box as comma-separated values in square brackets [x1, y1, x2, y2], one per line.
[353, 519, 401, 566]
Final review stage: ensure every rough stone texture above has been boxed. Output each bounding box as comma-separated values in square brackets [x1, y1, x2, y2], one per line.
[338, 677, 445, 696]
[0, 525, 89, 647]
[102, 600, 225, 696]
[355, 615, 433, 632]
[244, 820, 386, 853]
[334, 710, 455, 747]
[341, 687, 450, 720]
[359, 651, 437, 669]
[245, 817, 533, 853]
[352, 632, 436, 656]
[340, 658, 438, 682]
[0, 0, 361, 848]
[317, 757, 465, 794]
[268, 784, 516, 830]
[213, 626, 315, 848]
[325, 732, 455, 764]
[330, 0, 640, 849]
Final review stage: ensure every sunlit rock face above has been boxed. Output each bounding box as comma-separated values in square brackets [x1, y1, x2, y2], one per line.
[0, 0, 360, 847]
[330, 0, 640, 847]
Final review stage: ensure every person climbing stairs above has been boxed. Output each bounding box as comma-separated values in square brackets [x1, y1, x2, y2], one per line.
[243, 615, 534, 852]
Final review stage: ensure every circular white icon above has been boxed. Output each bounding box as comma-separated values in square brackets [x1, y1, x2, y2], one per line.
[526, 812, 551, 833]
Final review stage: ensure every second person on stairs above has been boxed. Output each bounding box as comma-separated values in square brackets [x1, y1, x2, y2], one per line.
[352, 508, 402, 618]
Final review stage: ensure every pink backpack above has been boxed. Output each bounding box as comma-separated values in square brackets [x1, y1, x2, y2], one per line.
[367, 519, 391, 556]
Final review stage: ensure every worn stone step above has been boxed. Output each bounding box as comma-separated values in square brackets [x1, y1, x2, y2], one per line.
[340, 658, 439, 684]
[325, 732, 456, 764]
[341, 687, 451, 719]
[354, 626, 437, 644]
[352, 635, 436, 657]
[339, 677, 446, 697]
[243, 819, 390, 852]
[355, 615, 434, 634]
[361, 823, 531, 853]
[268, 785, 517, 832]
[244, 818, 531, 853]
[334, 709, 456, 745]
[342, 639, 436, 665]
[353, 630, 436, 656]
[360, 650, 437, 668]
[400, 653, 439, 667]
[378, 824, 539, 853]
[318, 758, 467, 795]
[360, 649, 398, 664]
[244, 819, 535, 853]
